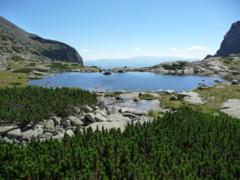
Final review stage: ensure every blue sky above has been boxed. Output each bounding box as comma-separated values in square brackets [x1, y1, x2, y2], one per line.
[0, 0, 239, 60]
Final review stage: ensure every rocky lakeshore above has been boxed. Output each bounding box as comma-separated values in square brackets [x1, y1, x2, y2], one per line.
[1, 83, 240, 144]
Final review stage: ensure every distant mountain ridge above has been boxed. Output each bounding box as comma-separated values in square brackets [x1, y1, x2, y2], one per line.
[85, 56, 194, 69]
[0, 16, 83, 70]
[214, 21, 240, 57]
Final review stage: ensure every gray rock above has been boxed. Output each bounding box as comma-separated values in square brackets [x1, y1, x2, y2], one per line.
[21, 125, 43, 140]
[85, 113, 95, 123]
[94, 113, 108, 122]
[0, 125, 18, 134]
[66, 129, 74, 137]
[107, 113, 131, 123]
[39, 132, 53, 140]
[52, 133, 64, 141]
[231, 80, 240, 85]
[121, 112, 138, 120]
[62, 119, 72, 128]
[2, 137, 14, 144]
[120, 107, 147, 115]
[44, 119, 55, 129]
[134, 116, 154, 125]
[95, 109, 107, 117]
[7, 128, 21, 138]
[83, 105, 93, 113]
[52, 116, 61, 125]
[86, 121, 127, 132]
[220, 99, 240, 118]
[169, 95, 178, 101]
[68, 116, 84, 126]
[178, 92, 204, 104]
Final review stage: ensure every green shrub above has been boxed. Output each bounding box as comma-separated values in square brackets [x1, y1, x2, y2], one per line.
[0, 109, 239, 179]
[0, 86, 96, 124]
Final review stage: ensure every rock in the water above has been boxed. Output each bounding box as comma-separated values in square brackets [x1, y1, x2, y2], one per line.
[220, 99, 240, 118]
[66, 129, 74, 137]
[178, 92, 204, 104]
[68, 116, 84, 126]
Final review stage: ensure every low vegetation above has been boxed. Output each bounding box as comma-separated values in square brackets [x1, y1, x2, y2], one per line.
[0, 71, 27, 87]
[0, 86, 96, 124]
[162, 61, 188, 70]
[0, 109, 239, 179]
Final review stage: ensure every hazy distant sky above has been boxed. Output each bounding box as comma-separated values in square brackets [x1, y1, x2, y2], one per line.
[0, 0, 239, 60]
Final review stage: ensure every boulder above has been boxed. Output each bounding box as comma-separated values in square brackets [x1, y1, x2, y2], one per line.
[66, 129, 74, 137]
[52, 133, 64, 141]
[84, 113, 95, 123]
[0, 125, 18, 134]
[220, 99, 240, 118]
[169, 95, 178, 101]
[2, 137, 14, 144]
[119, 107, 147, 115]
[21, 125, 43, 140]
[61, 119, 72, 128]
[134, 116, 154, 125]
[178, 92, 204, 104]
[7, 128, 21, 138]
[68, 116, 84, 126]
[86, 121, 127, 132]
[52, 116, 61, 125]
[95, 109, 107, 117]
[39, 132, 53, 140]
[83, 105, 93, 113]
[107, 113, 131, 123]
[94, 113, 108, 122]
[44, 119, 55, 129]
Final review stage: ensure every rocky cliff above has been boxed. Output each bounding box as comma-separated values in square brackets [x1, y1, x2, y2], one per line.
[0, 16, 83, 70]
[215, 21, 240, 57]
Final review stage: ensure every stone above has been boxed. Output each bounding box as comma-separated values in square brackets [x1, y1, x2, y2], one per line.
[94, 113, 108, 122]
[68, 116, 84, 126]
[107, 113, 131, 123]
[83, 105, 93, 113]
[231, 80, 240, 85]
[44, 119, 55, 129]
[52, 133, 64, 141]
[7, 128, 21, 138]
[119, 107, 147, 115]
[95, 109, 107, 117]
[169, 95, 178, 101]
[39, 132, 53, 140]
[52, 116, 61, 125]
[178, 92, 204, 104]
[62, 119, 72, 128]
[86, 121, 127, 132]
[134, 116, 154, 125]
[85, 113, 95, 123]
[2, 137, 14, 144]
[220, 99, 240, 118]
[121, 112, 138, 120]
[0, 125, 18, 134]
[66, 129, 74, 137]
[21, 125, 43, 140]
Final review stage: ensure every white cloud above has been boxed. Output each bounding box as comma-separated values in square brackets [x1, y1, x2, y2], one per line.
[187, 46, 208, 52]
[133, 48, 142, 52]
[82, 48, 89, 52]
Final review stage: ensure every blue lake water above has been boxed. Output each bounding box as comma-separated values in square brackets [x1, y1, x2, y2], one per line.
[29, 72, 224, 92]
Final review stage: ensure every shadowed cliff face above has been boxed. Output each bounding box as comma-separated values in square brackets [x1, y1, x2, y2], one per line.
[0, 16, 83, 65]
[215, 21, 240, 57]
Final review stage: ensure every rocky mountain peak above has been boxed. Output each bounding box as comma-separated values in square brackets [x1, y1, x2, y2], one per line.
[215, 21, 240, 57]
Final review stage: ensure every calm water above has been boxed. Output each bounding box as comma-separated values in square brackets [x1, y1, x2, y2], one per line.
[29, 72, 224, 92]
